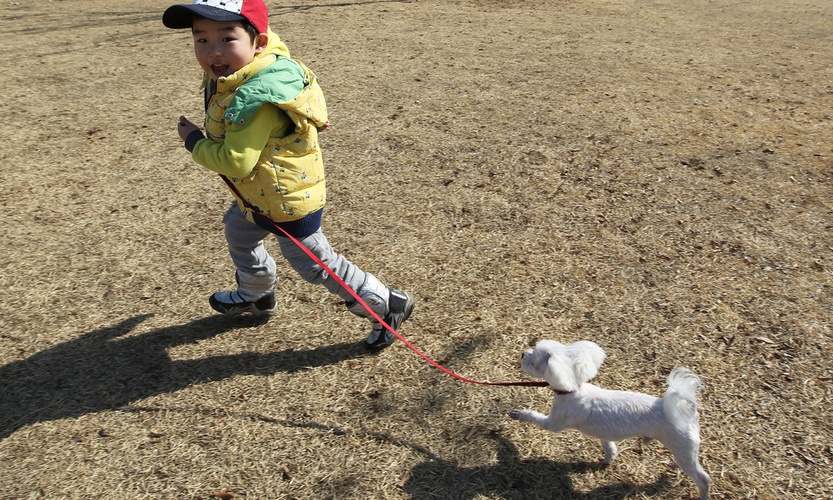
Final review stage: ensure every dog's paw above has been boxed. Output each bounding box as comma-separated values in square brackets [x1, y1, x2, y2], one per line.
[602, 441, 618, 465]
[508, 409, 525, 421]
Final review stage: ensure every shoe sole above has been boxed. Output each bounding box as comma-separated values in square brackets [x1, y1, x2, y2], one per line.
[209, 296, 275, 317]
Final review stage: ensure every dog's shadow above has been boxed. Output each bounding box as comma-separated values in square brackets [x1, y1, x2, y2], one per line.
[0, 313, 372, 439]
[403, 431, 671, 500]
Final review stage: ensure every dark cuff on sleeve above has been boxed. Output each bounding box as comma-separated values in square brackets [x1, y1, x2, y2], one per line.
[184, 129, 206, 152]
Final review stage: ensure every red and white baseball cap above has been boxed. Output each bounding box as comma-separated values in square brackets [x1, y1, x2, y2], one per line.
[163, 0, 269, 34]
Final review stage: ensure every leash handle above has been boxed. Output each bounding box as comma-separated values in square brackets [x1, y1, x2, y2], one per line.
[219, 176, 548, 388]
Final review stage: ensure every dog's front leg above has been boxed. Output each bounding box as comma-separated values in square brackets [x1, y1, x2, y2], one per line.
[508, 409, 566, 432]
[601, 440, 618, 464]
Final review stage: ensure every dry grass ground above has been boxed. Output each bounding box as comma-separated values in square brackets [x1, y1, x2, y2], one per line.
[1, 0, 832, 498]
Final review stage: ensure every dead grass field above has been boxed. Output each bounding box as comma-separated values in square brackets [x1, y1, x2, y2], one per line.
[1, 0, 832, 498]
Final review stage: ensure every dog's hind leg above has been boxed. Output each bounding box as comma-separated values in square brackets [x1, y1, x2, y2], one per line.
[601, 440, 618, 464]
[668, 437, 710, 500]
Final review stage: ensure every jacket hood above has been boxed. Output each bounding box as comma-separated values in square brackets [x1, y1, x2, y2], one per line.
[258, 29, 291, 59]
[223, 60, 328, 130]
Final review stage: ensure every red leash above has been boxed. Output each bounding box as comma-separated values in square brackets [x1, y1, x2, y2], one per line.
[220, 177, 548, 388]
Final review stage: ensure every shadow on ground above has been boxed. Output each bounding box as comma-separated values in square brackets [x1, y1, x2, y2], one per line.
[404, 432, 671, 500]
[0, 314, 371, 439]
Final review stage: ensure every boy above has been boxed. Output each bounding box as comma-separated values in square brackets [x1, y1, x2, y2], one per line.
[163, 0, 414, 350]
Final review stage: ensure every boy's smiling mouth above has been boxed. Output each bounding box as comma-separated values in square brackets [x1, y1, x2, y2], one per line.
[211, 64, 231, 77]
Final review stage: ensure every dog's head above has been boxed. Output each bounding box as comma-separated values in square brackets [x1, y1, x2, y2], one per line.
[520, 340, 607, 392]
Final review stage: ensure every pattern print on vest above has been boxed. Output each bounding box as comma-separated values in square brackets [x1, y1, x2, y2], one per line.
[203, 52, 328, 223]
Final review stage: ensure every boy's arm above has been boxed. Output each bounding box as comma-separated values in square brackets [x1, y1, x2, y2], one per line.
[188, 105, 281, 178]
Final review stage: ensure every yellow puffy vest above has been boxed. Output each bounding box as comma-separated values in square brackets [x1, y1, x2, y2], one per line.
[204, 49, 329, 223]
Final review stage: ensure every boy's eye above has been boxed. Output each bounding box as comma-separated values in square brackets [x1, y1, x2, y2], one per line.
[195, 38, 207, 43]
[223, 37, 237, 43]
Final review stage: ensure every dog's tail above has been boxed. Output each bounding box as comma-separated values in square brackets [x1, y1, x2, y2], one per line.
[662, 367, 703, 432]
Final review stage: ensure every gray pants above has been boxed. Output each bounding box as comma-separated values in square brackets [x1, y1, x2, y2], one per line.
[223, 203, 390, 319]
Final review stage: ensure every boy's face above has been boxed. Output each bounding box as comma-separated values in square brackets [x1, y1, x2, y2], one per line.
[192, 17, 266, 80]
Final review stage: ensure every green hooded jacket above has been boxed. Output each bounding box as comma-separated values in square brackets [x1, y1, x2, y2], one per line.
[192, 30, 329, 222]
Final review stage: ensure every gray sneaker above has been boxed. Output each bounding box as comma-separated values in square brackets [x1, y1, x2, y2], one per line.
[365, 289, 415, 351]
[209, 290, 276, 316]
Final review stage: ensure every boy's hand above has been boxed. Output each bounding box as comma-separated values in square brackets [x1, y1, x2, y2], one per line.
[177, 116, 200, 142]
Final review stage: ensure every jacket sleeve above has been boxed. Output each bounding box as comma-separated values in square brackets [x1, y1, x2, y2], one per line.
[191, 104, 283, 178]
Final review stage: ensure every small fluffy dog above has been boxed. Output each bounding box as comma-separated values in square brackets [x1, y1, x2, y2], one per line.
[509, 340, 710, 500]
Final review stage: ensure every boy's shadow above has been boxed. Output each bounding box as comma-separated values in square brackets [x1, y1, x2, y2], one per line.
[403, 432, 671, 500]
[0, 314, 371, 439]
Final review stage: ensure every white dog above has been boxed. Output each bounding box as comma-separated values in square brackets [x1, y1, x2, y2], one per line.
[508, 340, 710, 500]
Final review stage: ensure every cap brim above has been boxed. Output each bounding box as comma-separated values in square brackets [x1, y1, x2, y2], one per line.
[163, 4, 245, 29]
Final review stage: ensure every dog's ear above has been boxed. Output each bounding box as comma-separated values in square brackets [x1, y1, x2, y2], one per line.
[545, 351, 580, 392]
[569, 341, 606, 384]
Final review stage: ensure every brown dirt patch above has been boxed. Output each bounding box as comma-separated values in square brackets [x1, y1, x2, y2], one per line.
[1, 0, 831, 498]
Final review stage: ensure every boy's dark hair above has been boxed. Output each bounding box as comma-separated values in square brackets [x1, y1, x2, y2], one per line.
[190, 17, 260, 43]
[240, 20, 259, 42]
